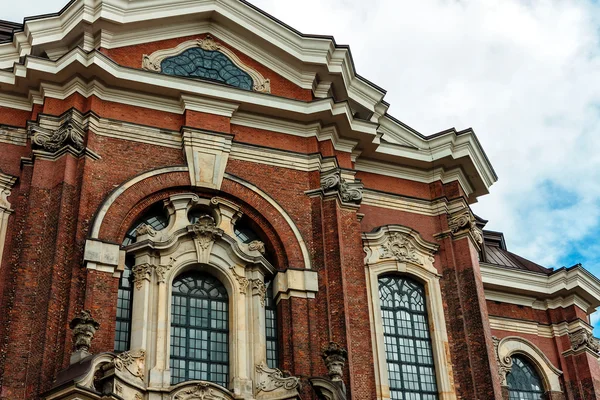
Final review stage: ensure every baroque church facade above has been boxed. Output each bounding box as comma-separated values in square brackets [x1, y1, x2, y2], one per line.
[0, 1, 599, 399]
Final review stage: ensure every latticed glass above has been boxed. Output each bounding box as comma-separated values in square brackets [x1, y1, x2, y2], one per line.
[114, 255, 134, 352]
[378, 275, 439, 400]
[507, 356, 544, 400]
[265, 281, 279, 368]
[170, 272, 229, 387]
[161, 48, 253, 91]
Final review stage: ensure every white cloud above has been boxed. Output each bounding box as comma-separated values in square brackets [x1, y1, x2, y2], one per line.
[5, 0, 600, 305]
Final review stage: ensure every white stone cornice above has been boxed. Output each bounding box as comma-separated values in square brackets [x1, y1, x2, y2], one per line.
[481, 263, 600, 312]
[356, 158, 474, 198]
[489, 316, 593, 339]
[361, 190, 468, 217]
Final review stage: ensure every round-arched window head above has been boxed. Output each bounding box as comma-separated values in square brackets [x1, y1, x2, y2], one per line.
[507, 355, 544, 400]
[122, 203, 169, 246]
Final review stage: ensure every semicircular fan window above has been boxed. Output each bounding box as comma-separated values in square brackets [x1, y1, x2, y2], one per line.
[160, 48, 253, 90]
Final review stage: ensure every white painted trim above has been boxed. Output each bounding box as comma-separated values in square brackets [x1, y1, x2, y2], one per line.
[362, 189, 468, 217]
[356, 159, 474, 198]
[481, 263, 600, 312]
[489, 316, 592, 339]
[224, 173, 312, 271]
[231, 112, 358, 153]
[0, 127, 27, 147]
[485, 289, 592, 312]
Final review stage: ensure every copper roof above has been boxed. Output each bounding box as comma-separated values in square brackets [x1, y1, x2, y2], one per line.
[482, 230, 553, 275]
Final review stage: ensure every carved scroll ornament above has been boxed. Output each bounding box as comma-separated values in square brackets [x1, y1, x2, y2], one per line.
[172, 382, 231, 400]
[256, 362, 300, 393]
[381, 232, 423, 265]
[188, 215, 224, 250]
[29, 115, 86, 153]
[448, 210, 483, 244]
[569, 329, 600, 354]
[320, 170, 363, 205]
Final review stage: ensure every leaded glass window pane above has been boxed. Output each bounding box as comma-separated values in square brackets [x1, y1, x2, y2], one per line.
[160, 48, 253, 91]
[265, 281, 279, 368]
[378, 276, 439, 400]
[507, 356, 544, 400]
[170, 272, 229, 387]
[114, 255, 134, 352]
[122, 204, 168, 246]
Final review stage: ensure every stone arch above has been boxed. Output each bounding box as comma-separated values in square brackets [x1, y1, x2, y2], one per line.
[88, 167, 310, 270]
[494, 336, 562, 394]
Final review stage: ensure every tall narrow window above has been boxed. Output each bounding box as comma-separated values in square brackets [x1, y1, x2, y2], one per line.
[114, 255, 134, 352]
[170, 272, 229, 387]
[265, 281, 279, 368]
[507, 356, 544, 400]
[379, 276, 438, 400]
[115, 204, 169, 351]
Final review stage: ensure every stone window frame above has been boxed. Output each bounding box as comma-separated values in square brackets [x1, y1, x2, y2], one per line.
[115, 193, 303, 399]
[493, 336, 563, 396]
[362, 225, 456, 400]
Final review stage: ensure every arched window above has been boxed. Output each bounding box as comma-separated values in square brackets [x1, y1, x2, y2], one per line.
[265, 281, 279, 368]
[507, 355, 544, 400]
[379, 275, 438, 400]
[170, 271, 229, 387]
[115, 205, 169, 351]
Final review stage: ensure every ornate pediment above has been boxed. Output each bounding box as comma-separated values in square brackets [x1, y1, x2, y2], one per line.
[362, 225, 438, 271]
[255, 363, 300, 398]
[142, 35, 271, 93]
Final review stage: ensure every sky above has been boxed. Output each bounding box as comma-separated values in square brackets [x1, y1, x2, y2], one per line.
[3, 0, 600, 333]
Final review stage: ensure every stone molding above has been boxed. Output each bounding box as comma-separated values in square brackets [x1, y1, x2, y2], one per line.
[362, 224, 455, 400]
[142, 35, 271, 93]
[447, 209, 483, 246]
[171, 382, 234, 400]
[183, 128, 233, 190]
[120, 194, 294, 396]
[492, 336, 562, 391]
[0, 171, 16, 269]
[27, 110, 100, 160]
[255, 363, 300, 397]
[362, 225, 439, 273]
[318, 168, 363, 206]
[568, 329, 600, 355]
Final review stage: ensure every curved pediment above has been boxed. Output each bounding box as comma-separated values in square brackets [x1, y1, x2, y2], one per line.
[142, 36, 270, 93]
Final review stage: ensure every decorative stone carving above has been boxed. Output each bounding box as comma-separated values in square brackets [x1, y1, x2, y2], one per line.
[569, 329, 600, 354]
[69, 310, 100, 363]
[29, 113, 86, 153]
[253, 279, 267, 307]
[0, 188, 10, 210]
[114, 349, 146, 381]
[132, 263, 153, 290]
[248, 240, 266, 254]
[155, 257, 176, 284]
[256, 362, 300, 393]
[231, 268, 249, 294]
[188, 215, 224, 250]
[135, 223, 157, 238]
[142, 35, 271, 93]
[319, 169, 363, 205]
[448, 210, 484, 245]
[381, 232, 423, 265]
[322, 342, 347, 383]
[492, 336, 513, 386]
[172, 382, 230, 400]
